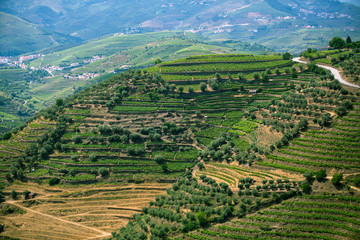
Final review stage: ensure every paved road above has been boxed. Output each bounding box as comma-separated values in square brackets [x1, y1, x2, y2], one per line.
[293, 57, 360, 88]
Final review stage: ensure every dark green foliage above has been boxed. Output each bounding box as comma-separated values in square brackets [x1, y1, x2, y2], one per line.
[89, 153, 97, 162]
[300, 182, 311, 194]
[200, 82, 207, 92]
[2, 132, 11, 140]
[329, 37, 346, 49]
[346, 36, 352, 44]
[331, 173, 343, 186]
[108, 134, 121, 142]
[49, 177, 60, 186]
[23, 190, 30, 199]
[195, 211, 208, 226]
[10, 190, 17, 200]
[154, 155, 165, 165]
[72, 135, 82, 144]
[55, 98, 64, 107]
[98, 167, 109, 177]
[128, 147, 145, 156]
[253, 73, 260, 81]
[155, 58, 162, 65]
[303, 171, 314, 181]
[282, 52, 292, 60]
[316, 170, 327, 181]
[208, 79, 219, 90]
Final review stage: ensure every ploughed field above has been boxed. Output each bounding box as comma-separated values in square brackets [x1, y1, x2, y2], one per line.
[1, 53, 359, 239]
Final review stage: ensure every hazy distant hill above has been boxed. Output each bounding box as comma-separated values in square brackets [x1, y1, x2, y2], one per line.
[0, 0, 359, 54]
[340, 0, 360, 6]
[0, 12, 81, 56]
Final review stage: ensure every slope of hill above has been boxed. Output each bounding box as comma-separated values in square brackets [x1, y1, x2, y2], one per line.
[106, 52, 360, 240]
[0, 47, 359, 239]
[340, 0, 360, 6]
[0, 12, 81, 56]
[0, 31, 275, 135]
[0, 0, 359, 54]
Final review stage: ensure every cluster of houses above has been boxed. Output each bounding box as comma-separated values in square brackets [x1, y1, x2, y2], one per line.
[64, 72, 100, 80]
[1, 54, 106, 80]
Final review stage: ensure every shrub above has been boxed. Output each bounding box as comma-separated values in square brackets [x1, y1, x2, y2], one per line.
[282, 52, 291, 60]
[300, 182, 311, 194]
[178, 86, 184, 94]
[72, 135, 82, 144]
[108, 134, 121, 142]
[208, 79, 219, 90]
[71, 155, 78, 162]
[2, 132, 11, 140]
[130, 133, 142, 143]
[23, 190, 30, 199]
[99, 167, 109, 177]
[154, 155, 165, 165]
[10, 190, 17, 200]
[161, 164, 169, 173]
[89, 154, 97, 162]
[273, 68, 280, 75]
[49, 178, 60, 186]
[303, 171, 314, 181]
[331, 173, 343, 186]
[200, 82, 207, 92]
[316, 169, 327, 181]
[195, 211, 208, 226]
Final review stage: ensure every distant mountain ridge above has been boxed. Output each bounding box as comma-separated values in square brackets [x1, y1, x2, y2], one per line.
[0, 0, 359, 55]
[0, 12, 81, 56]
[339, 0, 360, 6]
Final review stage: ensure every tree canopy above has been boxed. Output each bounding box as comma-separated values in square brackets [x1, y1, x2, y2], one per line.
[329, 37, 346, 49]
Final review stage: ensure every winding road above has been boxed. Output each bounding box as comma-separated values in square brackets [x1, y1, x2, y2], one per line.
[293, 57, 360, 89]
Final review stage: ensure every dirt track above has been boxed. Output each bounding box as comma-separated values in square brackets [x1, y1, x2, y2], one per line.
[6, 201, 112, 240]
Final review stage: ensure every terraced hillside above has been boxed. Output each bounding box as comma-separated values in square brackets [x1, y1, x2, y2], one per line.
[0, 51, 359, 240]
[261, 106, 360, 174]
[107, 52, 359, 239]
[2, 182, 169, 239]
[185, 194, 360, 240]
[0, 31, 276, 135]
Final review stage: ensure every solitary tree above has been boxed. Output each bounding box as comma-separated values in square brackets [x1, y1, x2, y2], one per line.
[178, 86, 184, 94]
[23, 190, 31, 200]
[154, 58, 162, 65]
[253, 73, 260, 81]
[99, 167, 109, 177]
[303, 171, 314, 181]
[200, 82, 207, 92]
[55, 98, 64, 107]
[10, 190, 17, 200]
[316, 170, 327, 181]
[195, 211, 207, 226]
[282, 52, 292, 60]
[331, 173, 343, 186]
[238, 73, 245, 81]
[346, 36, 352, 44]
[329, 37, 346, 49]
[89, 153, 97, 162]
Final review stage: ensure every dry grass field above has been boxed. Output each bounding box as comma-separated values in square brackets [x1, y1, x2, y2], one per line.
[1, 182, 170, 239]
